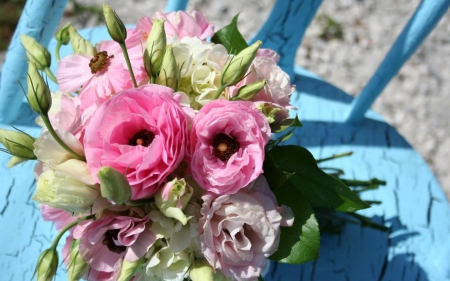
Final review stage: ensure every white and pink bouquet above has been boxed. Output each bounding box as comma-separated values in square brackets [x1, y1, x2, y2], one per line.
[0, 5, 372, 281]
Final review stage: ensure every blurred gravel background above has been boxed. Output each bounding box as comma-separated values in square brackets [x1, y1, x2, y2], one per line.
[1, 0, 449, 198]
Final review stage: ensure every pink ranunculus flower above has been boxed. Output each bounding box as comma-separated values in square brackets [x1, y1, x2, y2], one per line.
[200, 175, 294, 281]
[189, 99, 270, 195]
[73, 209, 157, 274]
[83, 85, 188, 199]
[227, 53, 296, 124]
[137, 11, 214, 40]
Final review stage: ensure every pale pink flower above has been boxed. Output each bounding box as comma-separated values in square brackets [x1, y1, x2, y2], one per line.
[189, 99, 270, 195]
[227, 54, 296, 124]
[57, 28, 147, 113]
[83, 85, 188, 199]
[73, 210, 156, 274]
[200, 175, 294, 281]
[41, 204, 79, 231]
[137, 11, 214, 40]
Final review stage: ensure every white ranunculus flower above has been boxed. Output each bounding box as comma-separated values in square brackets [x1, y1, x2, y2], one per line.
[142, 239, 193, 281]
[172, 38, 229, 109]
[33, 129, 95, 185]
[32, 169, 99, 213]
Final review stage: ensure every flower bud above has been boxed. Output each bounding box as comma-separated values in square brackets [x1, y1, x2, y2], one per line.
[56, 22, 71, 45]
[155, 178, 193, 225]
[26, 61, 52, 115]
[231, 79, 266, 101]
[67, 239, 89, 281]
[68, 26, 97, 56]
[103, 5, 127, 43]
[97, 166, 131, 204]
[35, 248, 58, 281]
[256, 102, 280, 124]
[158, 45, 179, 90]
[20, 34, 51, 70]
[144, 19, 166, 77]
[118, 257, 145, 281]
[189, 259, 231, 281]
[33, 169, 99, 213]
[0, 128, 36, 159]
[221, 40, 262, 86]
[8, 156, 27, 168]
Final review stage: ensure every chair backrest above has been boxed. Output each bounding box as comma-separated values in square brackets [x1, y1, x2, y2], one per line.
[1, 0, 449, 124]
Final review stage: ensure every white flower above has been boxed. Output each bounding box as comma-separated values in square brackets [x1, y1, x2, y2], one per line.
[33, 129, 94, 185]
[172, 37, 229, 109]
[32, 169, 99, 213]
[141, 239, 193, 281]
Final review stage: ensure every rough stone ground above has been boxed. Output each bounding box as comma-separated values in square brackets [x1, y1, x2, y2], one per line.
[2, 0, 449, 198]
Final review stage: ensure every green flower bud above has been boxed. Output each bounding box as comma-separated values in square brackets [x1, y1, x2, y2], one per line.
[103, 5, 127, 43]
[155, 178, 193, 225]
[256, 103, 280, 124]
[144, 19, 166, 77]
[97, 166, 131, 204]
[189, 259, 231, 281]
[35, 248, 58, 281]
[56, 22, 71, 45]
[26, 61, 52, 115]
[221, 40, 262, 86]
[20, 34, 51, 70]
[0, 128, 36, 159]
[8, 156, 27, 168]
[67, 239, 89, 281]
[231, 79, 266, 101]
[69, 26, 97, 56]
[117, 257, 146, 281]
[158, 45, 179, 90]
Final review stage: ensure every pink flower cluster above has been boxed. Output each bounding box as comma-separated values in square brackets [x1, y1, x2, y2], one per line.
[32, 9, 295, 281]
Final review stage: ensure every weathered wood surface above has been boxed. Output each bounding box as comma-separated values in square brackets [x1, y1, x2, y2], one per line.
[1, 0, 450, 280]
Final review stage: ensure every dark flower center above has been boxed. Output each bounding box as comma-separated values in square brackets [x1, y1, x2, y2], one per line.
[213, 133, 240, 162]
[89, 51, 114, 74]
[102, 229, 126, 254]
[129, 129, 155, 147]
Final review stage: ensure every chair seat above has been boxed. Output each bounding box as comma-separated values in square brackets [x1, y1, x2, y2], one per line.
[1, 25, 450, 281]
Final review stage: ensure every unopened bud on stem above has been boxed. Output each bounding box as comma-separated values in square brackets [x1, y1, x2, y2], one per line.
[26, 61, 52, 115]
[158, 45, 179, 90]
[69, 26, 97, 56]
[98, 166, 132, 204]
[144, 19, 166, 78]
[20, 34, 51, 70]
[103, 5, 127, 43]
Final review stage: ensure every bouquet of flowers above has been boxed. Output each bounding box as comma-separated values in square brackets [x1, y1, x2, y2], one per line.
[0, 5, 375, 281]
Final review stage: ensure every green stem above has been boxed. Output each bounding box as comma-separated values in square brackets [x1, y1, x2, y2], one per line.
[316, 151, 353, 163]
[213, 85, 226, 100]
[55, 41, 63, 63]
[150, 75, 156, 84]
[41, 115, 86, 161]
[340, 178, 386, 187]
[120, 42, 138, 88]
[50, 214, 96, 249]
[44, 67, 57, 84]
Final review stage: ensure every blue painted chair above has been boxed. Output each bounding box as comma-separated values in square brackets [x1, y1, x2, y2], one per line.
[1, 0, 449, 280]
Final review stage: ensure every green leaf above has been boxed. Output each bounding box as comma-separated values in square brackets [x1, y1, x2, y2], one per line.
[270, 180, 320, 264]
[211, 14, 248, 55]
[258, 276, 264, 281]
[263, 152, 291, 190]
[269, 146, 370, 212]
